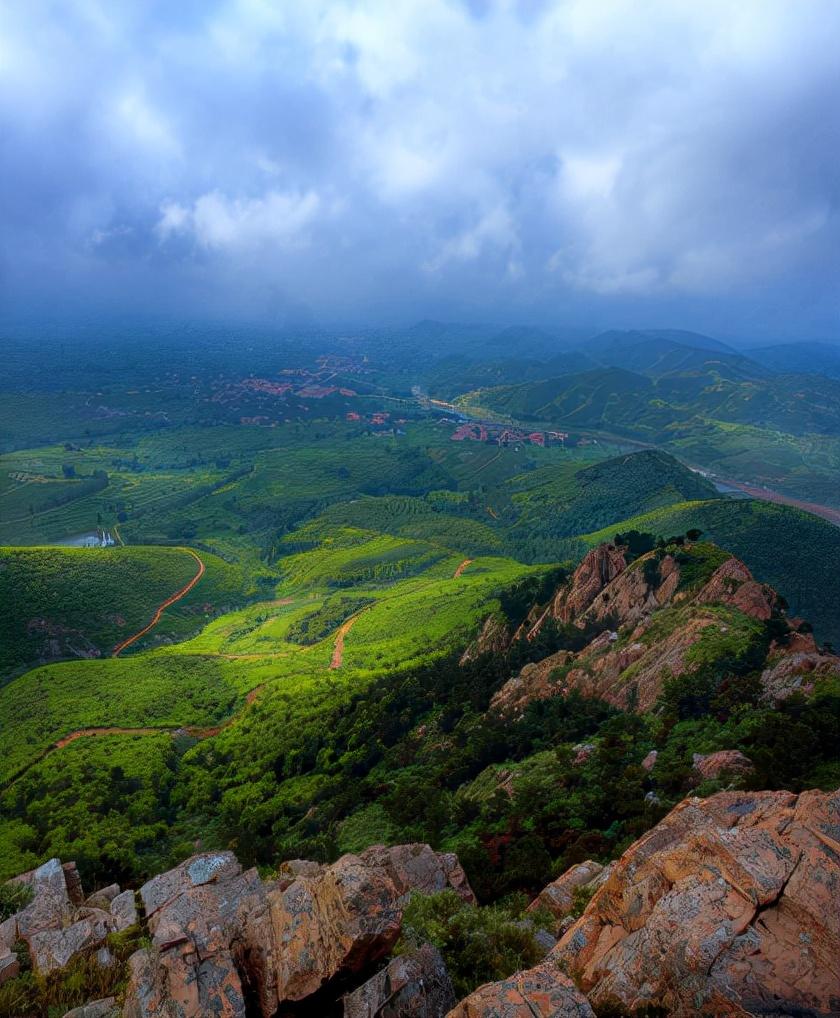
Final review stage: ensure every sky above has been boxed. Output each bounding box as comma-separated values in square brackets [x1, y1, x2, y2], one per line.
[1, 0, 838, 340]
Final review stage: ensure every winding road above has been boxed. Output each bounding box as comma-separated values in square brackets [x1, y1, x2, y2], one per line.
[112, 548, 205, 656]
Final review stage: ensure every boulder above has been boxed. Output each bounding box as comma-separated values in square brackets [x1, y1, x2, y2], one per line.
[343, 944, 456, 1018]
[124, 845, 475, 1018]
[692, 749, 753, 781]
[84, 884, 121, 910]
[0, 943, 19, 985]
[550, 788, 840, 1016]
[29, 909, 117, 975]
[109, 889, 138, 931]
[446, 961, 595, 1017]
[7, 857, 77, 941]
[356, 844, 475, 905]
[527, 861, 604, 930]
[128, 852, 272, 1018]
[641, 750, 657, 771]
[696, 558, 776, 619]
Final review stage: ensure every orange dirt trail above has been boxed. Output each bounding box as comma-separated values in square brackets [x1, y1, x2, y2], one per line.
[55, 726, 168, 748]
[453, 558, 473, 578]
[330, 612, 366, 669]
[112, 548, 205, 656]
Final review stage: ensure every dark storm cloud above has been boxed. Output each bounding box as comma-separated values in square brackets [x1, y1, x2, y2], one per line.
[1, 0, 838, 337]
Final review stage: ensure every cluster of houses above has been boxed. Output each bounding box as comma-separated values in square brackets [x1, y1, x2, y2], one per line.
[450, 422, 569, 447]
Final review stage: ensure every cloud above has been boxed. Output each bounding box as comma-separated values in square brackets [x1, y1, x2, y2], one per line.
[156, 190, 321, 250]
[0, 0, 838, 336]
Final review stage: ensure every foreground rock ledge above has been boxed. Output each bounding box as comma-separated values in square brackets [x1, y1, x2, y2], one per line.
[124, 843, 474, 1017]
[466, 787, 840, 1018]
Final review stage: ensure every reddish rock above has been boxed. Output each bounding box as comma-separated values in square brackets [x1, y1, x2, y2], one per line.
[490, 651, 572, 716]
[4, 858, 78, 950]
[527, 861, 604, 929]
[579, 553, 680, 629]
[343, 943, 456, 1017]
[129, 852, 271, 1018]
[641, 750, 658, 771]
[84, 884, 120, 910]
[761, 644, 840, 705]
[109, 889, 138, 931]
[446, 961, 595, 1017]
[124, 845, 475, 1017]
[549, 545, 626, 627]
[692, 749, 753, 781]
[29, 908, 118, 975]
[697, 558, 776, 619]
[550, 788, 840, 1016]
[0, 943, 19, 985]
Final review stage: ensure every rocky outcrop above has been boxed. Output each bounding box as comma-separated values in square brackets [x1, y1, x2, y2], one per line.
[761, 635, 840, 705]
[490, 650, 572, 716]
[461, 614, 511, 664]
[343, 943, 455, 1017]
[0, 858, 135, 977]
[446, 961, 595, 1018]
[526, 861, 604, 933]
[548, 788, 840, 1016]
[546, 544, 626, 628]
[692, 749, 753, 781]
[578, 553, 680, 629]
[124, 844, 474, 1018]
[489, 543, 830, 718]
[696, 557, 776, 620]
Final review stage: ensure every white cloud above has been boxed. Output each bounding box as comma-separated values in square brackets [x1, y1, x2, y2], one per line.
[156, 190, 321, 251]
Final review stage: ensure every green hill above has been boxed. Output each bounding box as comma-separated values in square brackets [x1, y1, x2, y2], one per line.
[580, 498, 840, 645]
[0, 545, 246, 679]
[504, 450, 718, 561]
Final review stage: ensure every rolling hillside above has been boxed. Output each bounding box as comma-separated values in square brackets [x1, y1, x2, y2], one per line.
[0, 545, 246, 679]
[579, 497, 840, 645]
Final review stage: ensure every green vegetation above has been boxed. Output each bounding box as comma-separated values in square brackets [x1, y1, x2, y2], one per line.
[0, 546, 247, 680]
[581, 498, 840, 644]
[0, 333, 838, 1010]
[397, 890, 545, 998]
[0, 921, 146, 1018]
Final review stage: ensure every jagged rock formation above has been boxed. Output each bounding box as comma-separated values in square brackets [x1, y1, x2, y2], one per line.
[446, 961, 595, 1018]
[123, 844, 474, 1017]
[460, 613, 510, 664]
[343, 943, 456, 1017]
[2, 789, 838, 1018]
[0, 857, 136, 982]
[510, 787, 839, 1017]
[489, 543, 839, 715]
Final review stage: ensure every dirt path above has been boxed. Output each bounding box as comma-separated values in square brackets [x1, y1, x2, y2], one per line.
[453, 558, 473, 578]
[3, 684, 269, 789]
[55, 726, 168, 748]
[112, 549, 205, 656]
[330, 612, 366, 669]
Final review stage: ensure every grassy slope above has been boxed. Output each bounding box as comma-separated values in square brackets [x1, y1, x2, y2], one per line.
[581, 498, 840, 645]
[0, 545, 246, 679]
